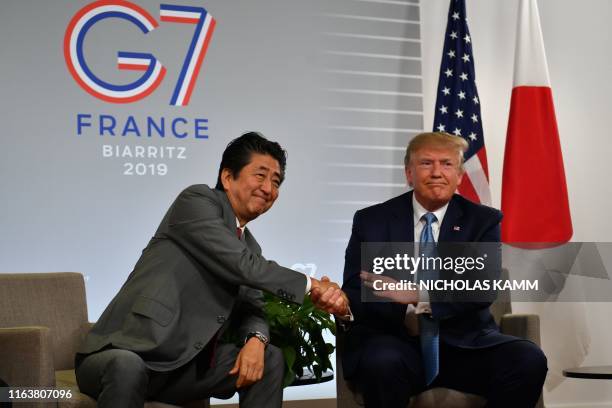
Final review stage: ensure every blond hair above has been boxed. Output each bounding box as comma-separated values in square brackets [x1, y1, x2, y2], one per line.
[404, 132, 468, 169]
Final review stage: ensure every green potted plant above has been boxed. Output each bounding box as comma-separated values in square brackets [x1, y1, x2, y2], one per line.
[263, 292, 336, 387]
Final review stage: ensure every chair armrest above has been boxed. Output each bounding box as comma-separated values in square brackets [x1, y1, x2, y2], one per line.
[80, 322, 96, 340]
[500, 313, 541, 346]
[0, 326, 55, 387]
[335, 327, 363, 408]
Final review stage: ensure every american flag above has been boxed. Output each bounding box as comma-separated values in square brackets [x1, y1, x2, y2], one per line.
[433, 0, 491, 205]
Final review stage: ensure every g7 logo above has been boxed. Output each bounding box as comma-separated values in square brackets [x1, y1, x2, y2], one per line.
[291, 263, 318, 278]
[64, 0, 216, 106]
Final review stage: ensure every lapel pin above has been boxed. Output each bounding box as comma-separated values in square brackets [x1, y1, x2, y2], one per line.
[453, 226, 461, 231]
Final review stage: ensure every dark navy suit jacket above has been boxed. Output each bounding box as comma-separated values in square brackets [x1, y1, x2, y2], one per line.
[341, 191, 518, 379]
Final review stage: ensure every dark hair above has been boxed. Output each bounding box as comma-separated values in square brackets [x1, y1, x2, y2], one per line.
[215, 132, 287, 190]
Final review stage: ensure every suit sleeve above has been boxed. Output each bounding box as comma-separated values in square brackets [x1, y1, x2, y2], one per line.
[430, 211, 502, 320]
[233, 286, 270, 339]
[233, 240, 270, 340]
[342, 210, 407, 331]
[162, 186, 307, 304]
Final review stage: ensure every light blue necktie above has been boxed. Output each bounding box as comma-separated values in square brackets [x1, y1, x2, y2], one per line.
[419, 212, 440, 385]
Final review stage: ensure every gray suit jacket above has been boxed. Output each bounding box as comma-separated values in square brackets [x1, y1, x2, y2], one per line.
[78, 184, 307, 371]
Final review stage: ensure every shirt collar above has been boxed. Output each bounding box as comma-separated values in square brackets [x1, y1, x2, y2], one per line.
[412, 194, 449, 226]
[236, 218, 246, 235]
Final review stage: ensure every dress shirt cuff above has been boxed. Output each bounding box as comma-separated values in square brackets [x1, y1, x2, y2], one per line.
[405, 303, 417, 316]
[335, 306, 355, 332]
[419, 288, 430, 304]
[415, 289, 432, 315]
[335, 305, 354, 322]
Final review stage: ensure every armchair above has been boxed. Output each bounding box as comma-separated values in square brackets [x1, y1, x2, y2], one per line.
[0, 272, 210, 408]
[335, 269, 544, 408]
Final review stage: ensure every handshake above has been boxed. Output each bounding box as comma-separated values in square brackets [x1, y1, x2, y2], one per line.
[309, 276, 350, 317]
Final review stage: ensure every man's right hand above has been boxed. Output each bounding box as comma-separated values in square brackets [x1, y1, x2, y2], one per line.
[310, 276, 349, 316]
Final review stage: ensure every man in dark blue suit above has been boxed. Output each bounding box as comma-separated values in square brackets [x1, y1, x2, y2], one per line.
[341, 132, 547, 407]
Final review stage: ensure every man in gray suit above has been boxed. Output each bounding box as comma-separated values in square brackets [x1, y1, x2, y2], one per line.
[76, 132, 348, 408]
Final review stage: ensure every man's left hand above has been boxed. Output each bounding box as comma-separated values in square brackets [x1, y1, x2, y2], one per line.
[229, 337, 266, 388]
[360, 271, 419, 304]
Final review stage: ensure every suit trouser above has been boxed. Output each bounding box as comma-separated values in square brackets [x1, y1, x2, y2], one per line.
[352, 334, 548, 408]
[75, 343, 284, 408]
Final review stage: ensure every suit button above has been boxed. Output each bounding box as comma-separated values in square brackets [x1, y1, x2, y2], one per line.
[216, 316, 226, 324]
[194, 341, 204, 350]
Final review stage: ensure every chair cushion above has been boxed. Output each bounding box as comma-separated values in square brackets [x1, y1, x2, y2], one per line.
[56, 369, 96, 408]
[409, 387, 486, 408]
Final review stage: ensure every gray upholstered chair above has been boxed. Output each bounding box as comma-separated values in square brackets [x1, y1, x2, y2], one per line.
[0, 272, 210, 408]
[335, 270, 545, 408]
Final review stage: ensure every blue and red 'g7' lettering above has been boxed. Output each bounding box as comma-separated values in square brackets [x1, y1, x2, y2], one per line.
[64, 0, 216, 106]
